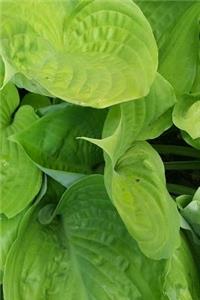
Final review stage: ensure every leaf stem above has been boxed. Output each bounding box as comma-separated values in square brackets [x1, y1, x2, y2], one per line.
[167, 183, 195, 195]
[164, 161, 200, 170]
[153, 144, 200, 159]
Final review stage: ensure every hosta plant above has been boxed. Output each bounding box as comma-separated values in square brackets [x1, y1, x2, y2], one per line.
[0, 0, 200, 299]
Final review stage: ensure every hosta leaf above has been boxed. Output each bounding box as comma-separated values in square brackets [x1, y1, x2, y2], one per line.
[0, 175, 47, 282]
[12, 104, 107, 176]
[4, 175, 199, 300]
[164, 234, 200, 300]
[2, 175, 168, 300]
[177, 188, 200, 238]
[0, 0, 158, 108]
[176, 189, 200, 273]
[136, 1, 200, 95]
[105, 73, 176, 160]
[81, 74, 180, 259]
[0, 84, 42, 218]
[159, 3, 200, 95]
[191, 46, 200, 95]
[83, 73, 177, 165]
[173, 94, 200, 140]
[135, 1, 193, 47]
[20, 93, 51, 110]
[181, 131, 200, 151]
[0, 55, 15, 89]
[104, 142, 180, 260]
[0, 213, 22, 283]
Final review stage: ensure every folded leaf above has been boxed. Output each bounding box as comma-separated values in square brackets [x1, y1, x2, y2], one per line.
[104, 141, 180, 260]
[84, 73, 176, 165]
[81, 74, 180, 259]
[0, 84, 42, 217]
[102, 73, 176, 162]
[0, 0, 158, 108]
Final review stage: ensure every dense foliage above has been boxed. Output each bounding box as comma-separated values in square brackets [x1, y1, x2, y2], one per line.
[0, 0, 200, 299]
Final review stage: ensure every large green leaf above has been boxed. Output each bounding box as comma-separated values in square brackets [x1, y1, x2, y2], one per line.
[0, 0, 158, 108]
[136, 1, 200, 96]
[173, 94, 200, 140]
[0, 84, 42, 218]
[12, 104, 107, 180]
[3, 175, 199, 300]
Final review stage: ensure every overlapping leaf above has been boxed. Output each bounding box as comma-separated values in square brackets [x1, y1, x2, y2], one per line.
[82, 74, 180, 259]
[181, 131, 200, 151]
[0, 0, 158, 108]
[0, 84, 42, 217]
[20, 93, 51, 110]
[164, 234, 200, 300]
[136, 1, 200, 96]
[3, 175, 199, 300]
[0, 213, 22, 283]
[12, 103, 107, 186]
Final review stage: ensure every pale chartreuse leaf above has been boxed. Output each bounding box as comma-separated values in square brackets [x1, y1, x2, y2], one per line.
[163, 233, 200, 300]
[173, 94, 200, 140]
[105, 142, 180, 260]
[12, 105, 107, 176]
[136, 1, 200, 96]
[83, 141, 180, 259]
[0, 84, 42, 218]
[21, 93, 51, 110]
[104, 73, 176, 159]
[82, 73, 177, 165]
[0, 0, 158, 108]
